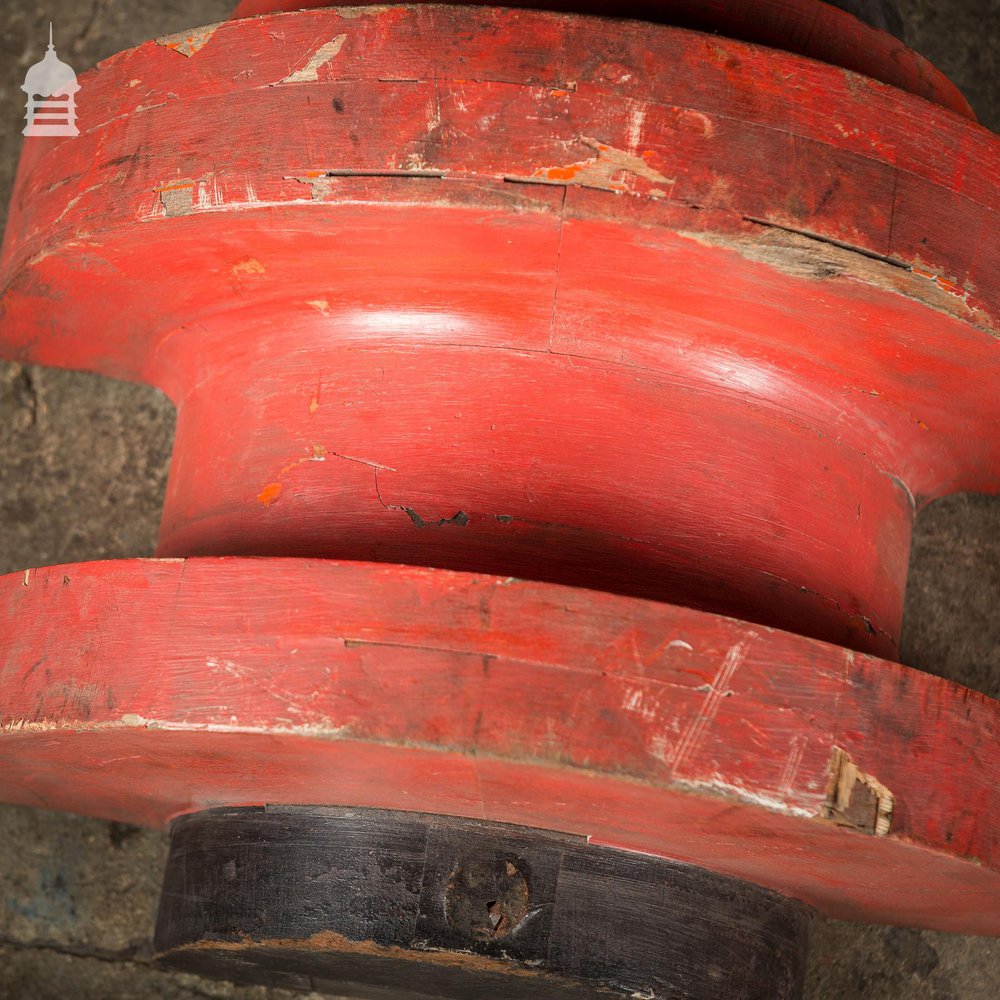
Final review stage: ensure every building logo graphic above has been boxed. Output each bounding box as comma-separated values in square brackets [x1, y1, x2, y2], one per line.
[22, 24, 80, 137]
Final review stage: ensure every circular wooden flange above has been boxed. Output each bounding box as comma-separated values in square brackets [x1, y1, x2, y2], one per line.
[155, 806, 811, 1000]
[1, 558, 997, 936]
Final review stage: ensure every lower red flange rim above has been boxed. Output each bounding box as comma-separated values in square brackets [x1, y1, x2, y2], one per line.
[2, 557, 997, 935]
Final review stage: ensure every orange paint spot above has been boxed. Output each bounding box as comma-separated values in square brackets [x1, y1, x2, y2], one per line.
[257, 482, 283, 507]
[911, 265, 965, 296]
[935, 276, 964, 295]
[309, 395, 319, 415]
[544, 166, 580, 181]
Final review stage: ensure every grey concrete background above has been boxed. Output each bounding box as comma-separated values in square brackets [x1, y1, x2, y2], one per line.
[0, 1, 998, 997]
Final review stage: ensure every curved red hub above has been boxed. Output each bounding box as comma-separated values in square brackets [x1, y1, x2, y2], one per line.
[0, 0, 998, 984]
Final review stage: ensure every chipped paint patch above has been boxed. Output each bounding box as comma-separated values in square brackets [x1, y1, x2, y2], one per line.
[8, 715, 352, 739]
[336, 5, 399, 18]
[403, 509, 470, 528]
[821, 746, 894, 836]
[306, 299, 330, 315]
[278, 444, 327, 476]
[121, 713, 152, 727]
[910, 263, 967, 297]
[156, 179, 195, 217]
[673, 775, 815, 819]
[681, 226, 986, 330]
[287, 172, 336, 201]
[287, 168, 445, 201]
[231, 257, 265, 276]
[279, 34, 347, 84]
[507, 137, 674, 193]
[155, 22, 222, 57]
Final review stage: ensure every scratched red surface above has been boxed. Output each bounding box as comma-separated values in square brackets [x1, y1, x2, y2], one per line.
[0, 559, 997, 934]
[229, 0, 973, 116]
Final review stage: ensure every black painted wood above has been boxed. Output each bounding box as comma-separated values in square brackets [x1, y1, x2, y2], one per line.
[155, 806, 811, 1000]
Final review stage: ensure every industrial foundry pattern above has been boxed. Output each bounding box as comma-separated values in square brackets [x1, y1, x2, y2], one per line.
[0, 1, 998, 998]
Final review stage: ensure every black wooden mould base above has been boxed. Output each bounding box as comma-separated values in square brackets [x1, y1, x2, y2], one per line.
[154, 806, 811, 999]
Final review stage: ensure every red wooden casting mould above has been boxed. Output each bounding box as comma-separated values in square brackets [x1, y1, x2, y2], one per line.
[1, 0, 998, 938]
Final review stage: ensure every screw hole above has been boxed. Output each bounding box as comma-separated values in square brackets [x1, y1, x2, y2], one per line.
[445, 859, 529, 941]
[487, 899, 506, 933]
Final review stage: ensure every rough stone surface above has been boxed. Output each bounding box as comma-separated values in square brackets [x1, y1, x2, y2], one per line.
[904, 0, 1000, 133]
[0, 1, 998, 997]
[807, 921, 1000, 1000]
[901, 494, 1000, 699]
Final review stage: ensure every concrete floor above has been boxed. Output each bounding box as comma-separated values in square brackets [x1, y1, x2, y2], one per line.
[0, 1, 998, 997]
